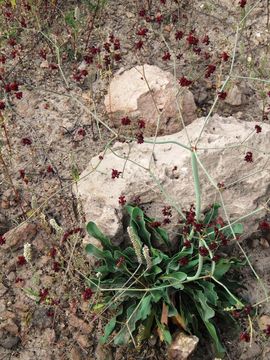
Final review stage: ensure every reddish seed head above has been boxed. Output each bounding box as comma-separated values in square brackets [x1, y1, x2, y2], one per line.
[17, 255, 26, 266]
[156, 14, 163, 24]
[209, 242, 218, 251]
[77, 128, 86, 136]
[82, 288, 93, 301]
[118, 195, 126, 206]
[19, 169, 25, 179]
[136, 28, 148, 36]
[149, 221, 162, 228]
[0, 55, 6, 64]
[114, 53, 122, 62]
[202, 35, 210, 45]
[121, 116, 131, 126]
[0, 101, 5, 110]
[218, 91, 227, 100]
[212, 254, 221, 262]
[259, 220, 270, 231]
[186, 33, 199, 46]
[175, 30, 184, 40]
[240, 332, 250, 342]
[179, 76, 192, 87]
[39, 288, 49, 302]
[21, 137, 32, 146]
[52, 261, 60, 272]
[179, 257, 189, 266]
[199, 246, 209, 257]
[162, 51, 171, 61]
[138, 119, 146, 129]
[135, 40, 144, 50]
[255, 124, 262, 133]
[9, 82, 19, 91]
[136, 132, 144, 144]
[139, 8, 146, 17]
[111, 169, 121, 179]
[163, 218, 171, 225]
[0, 235, 6, 246]
[205, 64, 216, 78]
[221, 52, 229, 62]
[47, 165, 54, 174]
[239, 0, 247, 8]
[244, 151, 253, 163]
[15, 92, 23, 99]
[183, 240, 191, 248]
[46, 309, 54, 317]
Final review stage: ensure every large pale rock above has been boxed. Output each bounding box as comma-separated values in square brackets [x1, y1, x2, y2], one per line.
[76, 115, 270, 243]
[168, 332, 199, 360]
[104, 64, 197, 136]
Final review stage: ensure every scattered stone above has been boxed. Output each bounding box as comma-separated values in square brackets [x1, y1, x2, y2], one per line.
[75, 333, 90, 348]
[76, 115, 270, 244]
[104, 64, 197, 136]
[2, 222, 37, 250]
[258, 314, 270, 331]
[168, 332, 199, 360]
[70, 346, 83, 360]
[260, 238, 269, 248]
[68, 313, 92, 334]
[95, 343, 113, 360]
[0, 333, 20, 349]
[225, 84, 242, 106]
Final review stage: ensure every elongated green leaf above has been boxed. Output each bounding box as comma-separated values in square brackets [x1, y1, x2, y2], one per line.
[130, 207, 152, 248]
[85, 243, 115, 271]
[222, 223, 243, 238]
[100, 306, 123, 344]
[86, 222, 114, 250]
[204, 203, 220, 225]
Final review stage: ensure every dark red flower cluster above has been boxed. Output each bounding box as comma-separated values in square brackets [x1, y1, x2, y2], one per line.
[202, 35, 210, 45]
[255, 124, 262, 133]
[244, 151, 253, 163]
[135, 40, 144, 50]
[239, 0, 247, 8]
[111, 169, 122, 179]
[205, 64, 216, 78]
[21, 137, 32, 146]
[218, 91, 227, 100]
[49, 247, 57, 258]
[136, 132, 144, 144]
[138, 119, 145, 129]
[175, 30, 184, 40]
[240, 331, 250, 342]
[17, 255, 26, 266]
[162, 51, 171, 61]
[137, 28, 148, 36]
[82, 288, 93, 301]
[199, 246, 209, 256]
[118, 195, 126, 205]
[186, 32, 199, 46]
[0, 235, 6, 246]
[39, 288, 49, 302]
[0, 100, 5, 110]
[121, 116, 131, 126]
[221, 52, 229, 62]
[52, 261, 60, 272]
[149, 221, 162, 228]
[259, 220, 270, 231]
[179, 257, 189, 266]
[73, 69, 88, 82]
[179, 76, 192, 87]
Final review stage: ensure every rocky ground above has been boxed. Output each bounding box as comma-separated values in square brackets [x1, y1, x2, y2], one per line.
[1, 0, 270, 359]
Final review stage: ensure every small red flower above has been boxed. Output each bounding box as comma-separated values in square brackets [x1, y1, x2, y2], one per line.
[179, 76, 192, 87]
[9, 82, 19, 91]
[156, 14, 163, 24]
[186, 33, 199, 46]
[47, 165, 54, 174]
[209, 242, 218, 250]
[221, 52, 229, 62]
[0, 235, 6, 246]
[259, 220, 270, 231]
[212, 254, 221, 262]
[231, 310, 240, 318]
[52, 261, 60, 272]
[139, 8, 146, 17]
[136, 132, 144, 144]
[149, 221, 162, 228]
[137, 28, 148, 36]
[163, 218, 171, 225]
[218, 91, 227, 100]
[15, 92, 23, 99]
[82, 288, 93, 301]
[21, 137, 32, 146]
[77, 128, 86, 137]
[121, 116, 131, 126]
[162, 206, 172, 217]
[244, 151, 253, 163]
[114, 53, 122, 62]
[202, 35, 210, 45]
[19, 169, 25, 179]
[138, 119, 146, 129]
[47, 309, 54, 317]
[240, 331, 250, 342]
[179, 257, 189, 266]
[0, 101, 5, 110]
[199, 246, 209, 256]
[0, 55, 6, 64]
[135, 40, 144, 50]
[183, 240, 191, 248]
[17, 255, 26, 266]
[162, 51, 171, 61]
[39, 288, 49, 302]
[111, 169, 122, 179]
[239, 0, 247, 8]
[175, 30, 184, 40]
[255, 125, 262, 133]
[118, 195, 126, 205]
[49, 63, 58, 70]
[205, 64, 216, 78]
